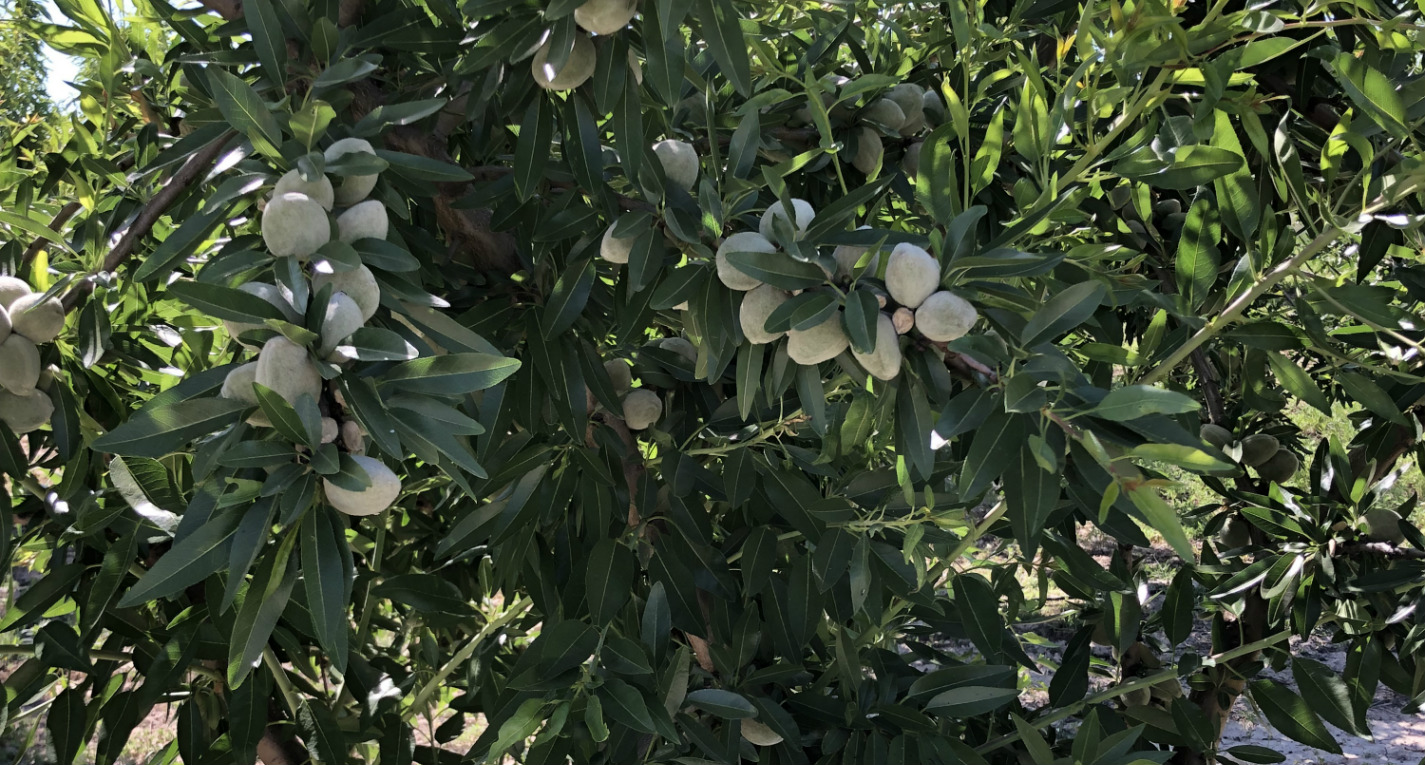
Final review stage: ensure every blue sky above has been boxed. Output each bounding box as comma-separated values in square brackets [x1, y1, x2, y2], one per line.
[42, 0, 81, 106]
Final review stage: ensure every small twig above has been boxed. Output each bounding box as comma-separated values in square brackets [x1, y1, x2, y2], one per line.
[60, 131, 236, 312]
[1338, 542, 1425, 560]
[19, 202, 82, 272]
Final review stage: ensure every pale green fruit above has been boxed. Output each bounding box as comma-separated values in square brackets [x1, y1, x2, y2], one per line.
[1217, 516, 1250, 549]
[574, 0, 638, 34]
[851, 126, 883, 174]
[223, 282, 299, 346]
[600, 222, 637, 264]
[324, 455, 401, 516]
[262, 192, 331, 259]
[1240, 434, 1280, 466]
[274, 169, 335, 211]
[891, 307, 914, 334]
[1200, 423, 1233, 449]
[653, 139, 699, 190]
[337, 200, 388, 243]
[319, 292, 366, 359]
[862, 98, 905, 131]
[1151, 679, 1184, 702]
[0, 335, 41, 394]
[532, 34, 596, 91]
[0, 303, 10, 345]
[740, 719, 784, 747]
[313, 264, 380, 321]
[622, 388, 662, 430]
[321, 417, 339, 444]
[739, 284, 791, 344]
[787, 312, 849, 365]
[604, 359, 632, 394]
[220, 362, 259, 405]
[255, 336, 322, 410]
[851, 313, 902, 381]
[759, 198, 816, 242]
[832, 226, 878, 279]
[8, 292, 64, 343]
[0, 276, 30, 309]
[324, 137, 380, 206]
[659, 336, 697, 364]
[341, 420, 365, 455]
[886, 83, 926, 134]
[716, 232, 775, 291]
[885, 242, 940, 309]
[1122, 687, 1152, 707]
[915, 290, 977, 342]
[902, 140, 923, 179]
[921, 89, 945, 125]
[1364, 508, 1406, 545]
[0, 387, 52, 433]
[1257, 449, 1299, 483]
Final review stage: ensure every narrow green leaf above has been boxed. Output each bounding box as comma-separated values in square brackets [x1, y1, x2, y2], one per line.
[1248, 679, 1341, 754]
[93, 398, 249, 458]
[206, 68, 282, 156]
[246, 0, 287, 89]
[1021, 280, 1107, 347]
[116, 511, 241, 607]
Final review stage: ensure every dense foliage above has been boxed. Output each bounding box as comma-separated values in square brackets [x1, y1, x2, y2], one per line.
[1, 0, 1424, 764]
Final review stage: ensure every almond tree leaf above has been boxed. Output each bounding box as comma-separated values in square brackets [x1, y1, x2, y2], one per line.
[1248, 678, 1342, 754]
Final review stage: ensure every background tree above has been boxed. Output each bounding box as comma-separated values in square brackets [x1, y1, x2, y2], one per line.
[1, 1, 1423, 764]
[0, 0, 52, 143]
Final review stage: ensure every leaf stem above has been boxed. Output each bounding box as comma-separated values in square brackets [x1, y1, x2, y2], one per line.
[1139, 226, 1343, 384]
[402, 596, 532, 722]
[264, 646, 303, 717]
[974, 629, 1292, 755]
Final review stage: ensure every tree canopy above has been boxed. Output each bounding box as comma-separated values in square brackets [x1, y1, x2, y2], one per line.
[1, 0, 1424, 764]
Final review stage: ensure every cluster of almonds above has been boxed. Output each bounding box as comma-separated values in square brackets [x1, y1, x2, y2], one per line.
[602, 193, 979, 385]
[216, 137, 399, 517]
[786, 76, 942, 176]
[0, 277, 64, 433]
[1200, 425, 1299, 484]
[531, 0, 640, 91]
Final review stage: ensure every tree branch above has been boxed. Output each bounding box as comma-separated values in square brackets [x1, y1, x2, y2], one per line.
[1338, 541, 1425, 559]
[61, 131, 236, 311]
[19, 202, 82, 272]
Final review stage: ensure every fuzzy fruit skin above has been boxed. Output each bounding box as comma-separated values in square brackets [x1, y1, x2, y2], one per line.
[658, 337, 697, 364]
[220, 362, 259, 405]
[914, 290, 977, 342]
[891, 307, 914, 334]
[604, 359, 632, 394]
[861, 98, 905, 131]
[622, 388, 662, 430]
[224, 282, 299, 346]
[0, 387, 52, 432]
[652, 139, 699, 190]
[320, 417, 339, 444]
[1257, 449, 1299, 483]
[319, 292, 366, 359]
[313, 264, 380, 321]
[574, 0, 638, 34]
[716, 232, 775, 291]
[532, 34, 596, 91]
[1364, 508, 1406, 545]
[787, 313, 849, 365]
[0, 335, 41, 394]
[740, 719, 784, 747]
[886, 83, 926, 135]
[337, 200, 389, 243]
[0, 306, 10, 348]
[1200, 423, 1233, 449]
[885, 242, 940, 309]
[1217, 516, 1251, 549]
[902, 140, 923, 179]
[324, 138, 380, 206]
[832, 226, 877, 279]
[255, 336, 322, 410]
[262, 192, 331, 259]
[921, 89, 945, 125]
[758, 198, 816, 242]
[0, 276, 30, 309]
[324, 455, 401, 516]
[851, 126, 883, 174]
[341, 420, 365, 455]
[8, 293, 64, 343]
[739, 284, 791, 344]
[274, 169, 335, 211]
[851, 313, 902, 381]
[600, 223, 636, 264]
[1239, 434, 1280, 466]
